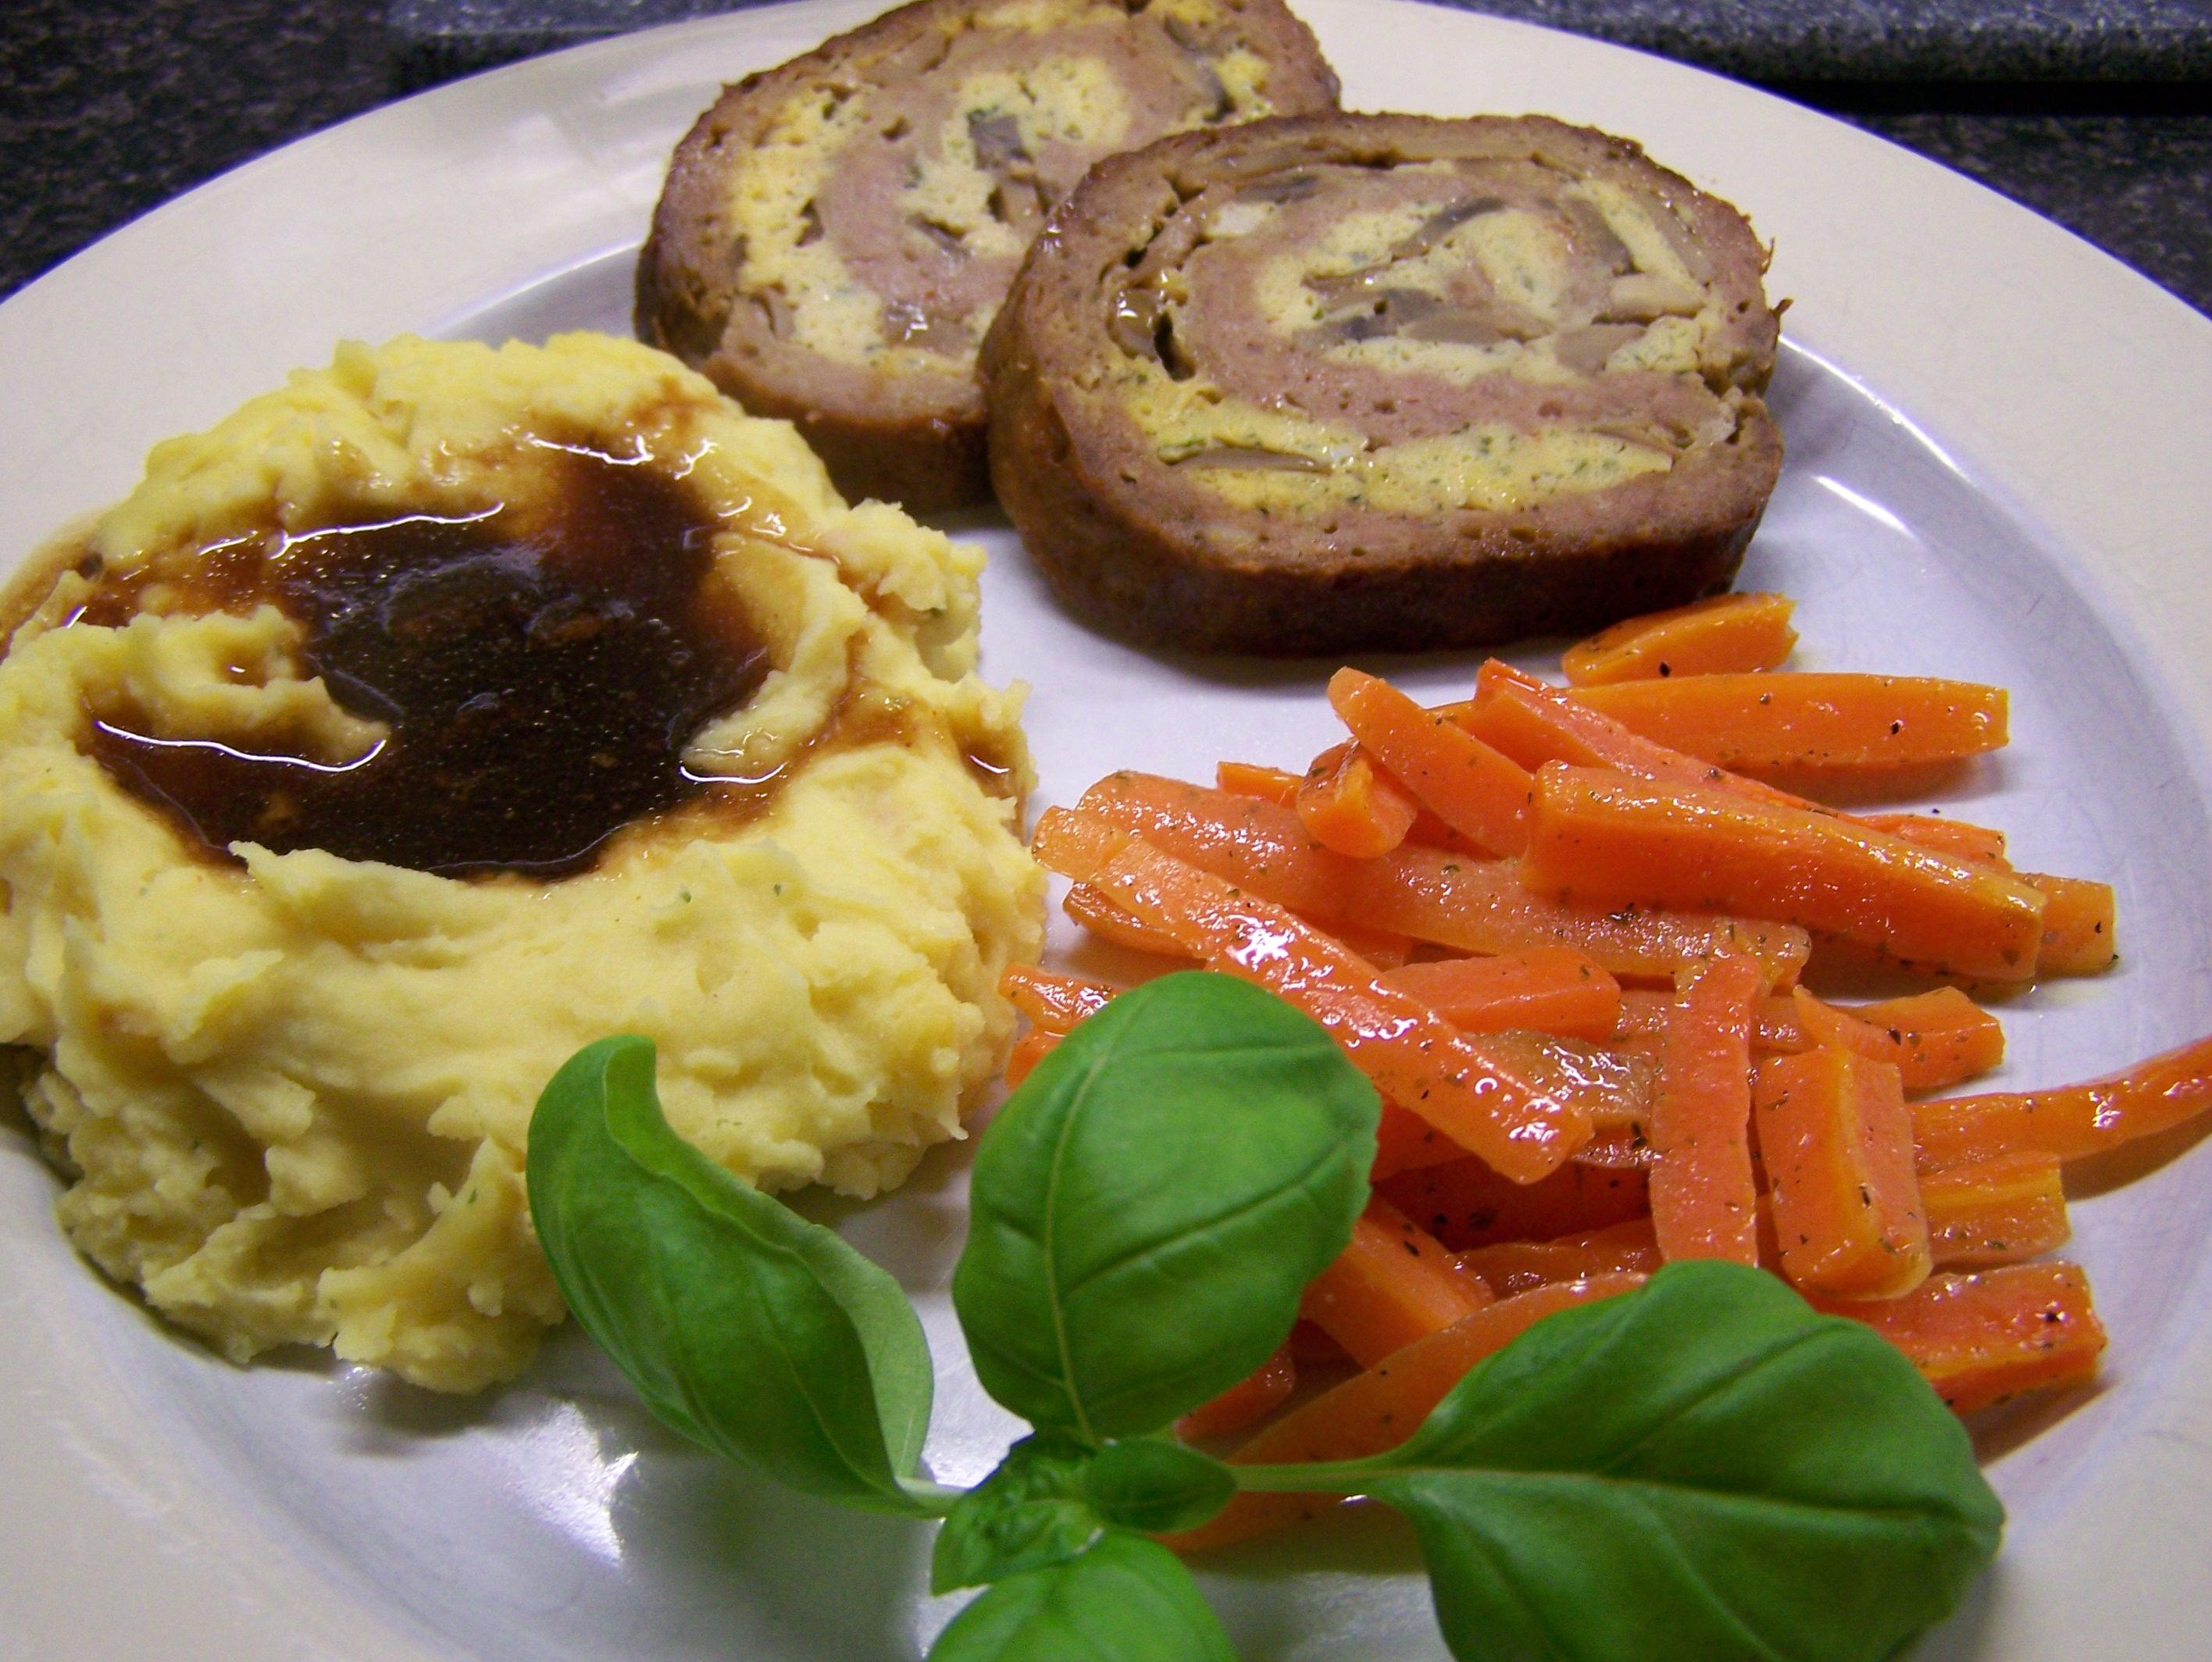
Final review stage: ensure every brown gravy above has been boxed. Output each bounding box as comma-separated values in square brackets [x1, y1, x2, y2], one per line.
[79, 448, 770, 879]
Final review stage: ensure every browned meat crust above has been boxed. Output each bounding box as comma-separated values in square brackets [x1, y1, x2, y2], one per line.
[636, 0, 1340, 512]
[981, 113, 1785, 654]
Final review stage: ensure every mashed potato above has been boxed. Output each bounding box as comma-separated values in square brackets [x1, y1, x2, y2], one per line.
[0, 333, 1044, 1391]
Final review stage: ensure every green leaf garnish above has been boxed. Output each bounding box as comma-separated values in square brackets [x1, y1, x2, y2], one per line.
[952, 972, 1379, 1439]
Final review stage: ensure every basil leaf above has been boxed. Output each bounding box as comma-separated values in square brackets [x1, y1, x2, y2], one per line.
[926, 1532, 1236, 1662]
[932, 1435, 1103, 1594]
[1083, 1439, 1236, 1535]
[954, 972, 1378, 1439]
[526, 1036, 939, 1514]
[1351, 1262, 2003, 1662]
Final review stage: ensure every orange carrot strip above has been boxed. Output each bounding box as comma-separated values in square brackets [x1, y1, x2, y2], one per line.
[1647, 954, 1764, 1265]
[1465, 660, 1811, 810]
[1858, 814, 2010, 868]
[1454, 1218, 1661, 1297]
[1913, 1032, 2212, 1167]
[2022, 872, 2117, 975]
[1920, 1150, 2070, 1269]
[1562, 593, 1799, 686]
[1300, 1200, 1494, 1369]
[1372, 1100, 1468, 1181]
[1625, 986, 2006, 1093]
[1379, 1155, 1650, 1248]
[1216, 761, 1304, 808]
[998, 964, 1117, 1036]
[1472, 662, 2008, 851]
[1063, 883, 1195, 960]
[1568, 674, 2008, 772]
[1818, 1264, 2105, 1414]
[1336, 923, 1416, 970]
[1379, 947, 1621, 1042]
[1297, 741, 1420, 859]
[1074, 772, 1811, 986]
[1171, 1275, 1647, 1551]
[1523, 763, 2049, 982]
[1329, 668, 1533, 856]
[1853, 990, 2008, 1092]
[1034, 811, 1595, 1182]
[1176, 1345, 1297, 1442]
[1754, 1049, 1930, 1300]
[1004, 1029, 1059, 1089]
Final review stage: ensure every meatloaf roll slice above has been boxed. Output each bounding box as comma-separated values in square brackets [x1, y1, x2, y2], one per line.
[637, 0, 1340, 512]
[983, 113, 1785, 654]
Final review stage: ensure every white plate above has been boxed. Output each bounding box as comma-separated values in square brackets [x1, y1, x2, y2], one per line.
[4, 3, 2211, 1657]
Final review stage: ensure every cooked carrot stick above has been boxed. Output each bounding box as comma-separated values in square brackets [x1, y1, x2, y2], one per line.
[1568, 674, 2008, 772]
[998, 964, 1117, 1035]
[1921, 1150, 2070, 1269]
[1372, 1100, 1467, 1181]
[1336, 922, 1416, 970]
[1562, 592, 1799, 686]
[1853, 990, 2007, 1092]
[1063, 883, 1193, 960]
[1216, 760, 1303, 808]
[1820, 1264, 2106, 1414]
[1300, 1200, 1494, 1369]
[1472, 662, 2012, 854]
[1453, 1218, 1661, 1297]
[1858, 814, 2010, 868]
[1176, 1345, 1297, 1442]
[1624, 986, 2006, 1093]
[1297, 741, 1421, 859]
[1788, 986, 1901, 1067]
[1912, 1032, 2212, 1167]
[1329, 668, 1533, 856]
[1004, 1029, 1059, 1088]
[1074, 772, 1811, 986]
[1378, 947, 1621, 1041]
[1647, 954, 1764, 1265]
[1169, 1275, 1648, 1551]
[1378, 1154, 1650, 1250]
[1754, 1049, 1930, 1300]
[1033, 811, 1597, 1182]
[1523, 763, 2049, 982]
[2021, 872, 2118, 975]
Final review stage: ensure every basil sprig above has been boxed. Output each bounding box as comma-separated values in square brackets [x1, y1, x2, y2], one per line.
[954, 972, 1380, 1440]
[527, 975, 2003, 1662]
[526, 1036, 944, 1514]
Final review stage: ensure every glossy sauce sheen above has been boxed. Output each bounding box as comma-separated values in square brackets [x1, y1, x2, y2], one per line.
[81, 449, 769, 878]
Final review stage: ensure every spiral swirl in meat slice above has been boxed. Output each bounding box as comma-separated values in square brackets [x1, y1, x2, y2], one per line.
[637, 0, 1340, 510]
[983, 114, 1785, 654]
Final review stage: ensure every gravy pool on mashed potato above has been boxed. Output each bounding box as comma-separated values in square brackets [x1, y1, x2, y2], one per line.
[0, 333, 1044, 1392]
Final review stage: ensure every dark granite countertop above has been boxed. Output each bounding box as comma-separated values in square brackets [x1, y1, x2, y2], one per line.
[2, 0, 2208, 316]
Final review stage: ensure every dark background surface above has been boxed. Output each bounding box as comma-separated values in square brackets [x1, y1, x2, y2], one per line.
[2, 0, 2208, 313]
